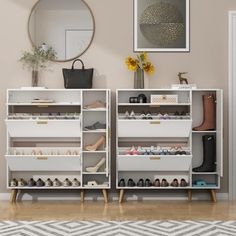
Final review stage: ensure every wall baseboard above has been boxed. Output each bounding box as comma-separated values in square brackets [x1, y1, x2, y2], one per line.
[0, 192, 229, 201]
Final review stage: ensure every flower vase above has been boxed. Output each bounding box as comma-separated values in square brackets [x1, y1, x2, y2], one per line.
[32, 70, 39, 87]
[134, 68, 144, 89]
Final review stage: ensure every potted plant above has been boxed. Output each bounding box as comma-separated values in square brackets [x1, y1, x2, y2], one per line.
[19, 45, 56, 87]
[125, 52, 155, 89]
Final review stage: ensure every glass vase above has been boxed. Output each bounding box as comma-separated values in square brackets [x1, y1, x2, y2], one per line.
[32, 70, 39, 87]
[134, 68, 144, 89]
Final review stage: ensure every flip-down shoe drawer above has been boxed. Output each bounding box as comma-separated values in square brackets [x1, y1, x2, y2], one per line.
[5, 156, 81, 171]
[118, 156, 192, 171]
[118, 120, 192, 138]
[5, 120, 81, 137]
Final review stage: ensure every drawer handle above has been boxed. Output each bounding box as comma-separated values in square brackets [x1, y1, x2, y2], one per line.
[37, 121, 48, 125]
[37, 105, 49, 108]
[150, 121, 160, 125]
[37, 157, 48, 160]
[149, 157, 161, 160]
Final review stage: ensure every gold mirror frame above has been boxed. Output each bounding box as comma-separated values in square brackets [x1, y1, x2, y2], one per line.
[27, 0, 95, 62]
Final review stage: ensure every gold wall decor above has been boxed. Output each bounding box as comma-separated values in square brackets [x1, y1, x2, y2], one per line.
[134, 0, 190, 52]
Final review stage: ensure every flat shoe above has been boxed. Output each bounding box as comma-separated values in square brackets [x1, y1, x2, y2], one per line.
[161, 179, 169, 187]
[153, 179, 160, 187]
[137, 179, 144, 187]
[180, 179, 188, 187]
[171, 179, 179, 187]
[118, 179, 126, 187]
[127, 178, 135, 187]
[145, 178, 152, 187]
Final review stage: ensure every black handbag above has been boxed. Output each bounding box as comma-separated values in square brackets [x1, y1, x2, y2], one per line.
[62, 59, 93, 89]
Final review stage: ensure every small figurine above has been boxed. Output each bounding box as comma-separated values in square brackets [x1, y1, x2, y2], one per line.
[178, 72, 189, 84]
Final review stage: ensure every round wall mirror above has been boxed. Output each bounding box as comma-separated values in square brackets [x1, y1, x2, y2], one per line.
[28, 0, 95, 62]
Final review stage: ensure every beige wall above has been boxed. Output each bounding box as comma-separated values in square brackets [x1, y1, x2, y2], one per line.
[0, 0, 234, 194]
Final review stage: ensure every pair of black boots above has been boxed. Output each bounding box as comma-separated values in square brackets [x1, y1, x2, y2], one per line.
[193, 135, 216, 172]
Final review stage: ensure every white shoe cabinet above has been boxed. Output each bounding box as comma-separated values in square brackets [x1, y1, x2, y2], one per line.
[5, 89, 111, 203]
[116, 89, 223, 203]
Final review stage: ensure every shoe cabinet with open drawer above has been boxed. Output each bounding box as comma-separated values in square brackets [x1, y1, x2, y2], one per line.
[116, 89, 223, 202]
[5, 89, 111, 202]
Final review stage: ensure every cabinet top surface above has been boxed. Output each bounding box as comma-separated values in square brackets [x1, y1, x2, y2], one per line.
[116, 89, 222, 92]
[7, 89, 111, 92]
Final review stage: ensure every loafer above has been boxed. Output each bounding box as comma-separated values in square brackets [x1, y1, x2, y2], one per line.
[161, 179, 169, 187]
[36, 178, 45, 187]
[10, 178, 18, 187]
[180, 179, 188, 187]
[146, 111, 153, 119]
[137, 179, 144, 187]
[84, 122, 106, 131]
[153, 179, 160, 187]
[145, 178, 152, 187]
[171, 179, 179, 187]
[18, 178, 27, 187]
[72, 178, 80, 187]
[63, 178, 72, 187]
[45, 178, 53, 187]
[127, 178, 135, 187]
[28, 178, 36, 187]
[118, 179, 126, 187]
[53, 178, 61, 187]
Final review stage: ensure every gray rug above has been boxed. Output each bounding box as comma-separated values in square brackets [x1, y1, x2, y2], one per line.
[0, 220, 236, 236]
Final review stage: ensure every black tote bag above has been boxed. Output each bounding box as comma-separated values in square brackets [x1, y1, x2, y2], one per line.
[62, 59, 93, 89]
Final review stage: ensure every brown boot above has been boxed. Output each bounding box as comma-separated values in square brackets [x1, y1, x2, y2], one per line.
[193, 95, 216, 131]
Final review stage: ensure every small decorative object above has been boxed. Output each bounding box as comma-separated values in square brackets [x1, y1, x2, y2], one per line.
[138, 94, 147, 103]
[19, 45, 56, 87]
[125, 52, 155, 89]
[134, 0, 190, 52]
[178, 72, 189, 84]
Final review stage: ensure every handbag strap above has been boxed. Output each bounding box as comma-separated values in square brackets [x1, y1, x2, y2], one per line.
[71, 59, 85, 70]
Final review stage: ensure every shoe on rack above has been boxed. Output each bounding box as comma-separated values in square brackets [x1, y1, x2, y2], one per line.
[146, 111, 153, 120]
[87, 180, 98, 186]
[53, 178, 61, 187]
[18, 178, 27, 187]
[130, 110, 136, 119]
[127, 178, 135, 187]
[141, 111, 147, 119]
[125, 146, 139, 155]
[85, 157, 106, 173]
[180, 179, 188, 187]
[85, 135, 106, 151]
[145, 179, 152, 187]
[84, 122, 106, 131]
[72, 178, 80, 187]
[63, 178, 72, 187]
[36, 178, 45, 187]
[28, 178, 36, 187]
[137, 179, 144, 187]
[161, 179, 169, 187]
[84, 100, 106, 110]
[171, 179, 179, 187]
[45, 178, 53, 187]
[157, 113, 163, 119]
[10, 178, 18, 187]
[153, 179, 160, 187]
[193, 95, 216, 131]
[124, 111, 130, 119]
[118, 179, 126, 187]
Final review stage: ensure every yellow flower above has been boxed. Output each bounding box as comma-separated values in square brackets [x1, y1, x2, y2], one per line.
[143, 62, 155, 74]
[139, 52, 148, 62]
[125, 57, 138, 71]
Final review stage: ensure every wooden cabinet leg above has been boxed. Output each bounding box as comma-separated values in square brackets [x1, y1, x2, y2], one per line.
[209, 189, 217, 203]
[119, 189, 125, 203]
[10, 189, 18, 203]
[102, 189, 108, 203]
[80, 190, 85, 202]
[188, 189, 192, 202]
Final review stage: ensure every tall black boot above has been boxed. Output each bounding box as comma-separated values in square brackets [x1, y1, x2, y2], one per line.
[193, 135, 216, 172]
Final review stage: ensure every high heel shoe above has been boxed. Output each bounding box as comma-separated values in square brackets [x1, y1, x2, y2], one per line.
[85, 157, 106, 172]
[85, 136, 106, 151]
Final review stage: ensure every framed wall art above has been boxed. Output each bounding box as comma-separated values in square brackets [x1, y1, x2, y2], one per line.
[134, 0, 190, 52]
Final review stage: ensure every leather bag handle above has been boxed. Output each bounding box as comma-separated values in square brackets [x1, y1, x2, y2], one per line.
[71, 59, 85, 70]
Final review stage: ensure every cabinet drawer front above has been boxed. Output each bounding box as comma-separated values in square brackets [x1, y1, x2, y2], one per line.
[118, 120, 192, 137]
[6, 120, 81, 137]
[6, 156, 81, 171]
[118, 156, 192, 171]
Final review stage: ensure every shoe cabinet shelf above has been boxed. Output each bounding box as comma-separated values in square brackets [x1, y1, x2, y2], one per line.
[116, 89, 223, 203]
[5, 89, 111, 203]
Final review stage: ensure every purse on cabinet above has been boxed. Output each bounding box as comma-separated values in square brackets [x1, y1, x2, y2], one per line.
[62, 59, 93, 89]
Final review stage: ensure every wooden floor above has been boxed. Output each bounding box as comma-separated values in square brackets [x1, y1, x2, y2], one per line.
[1, 200, 236, 221]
